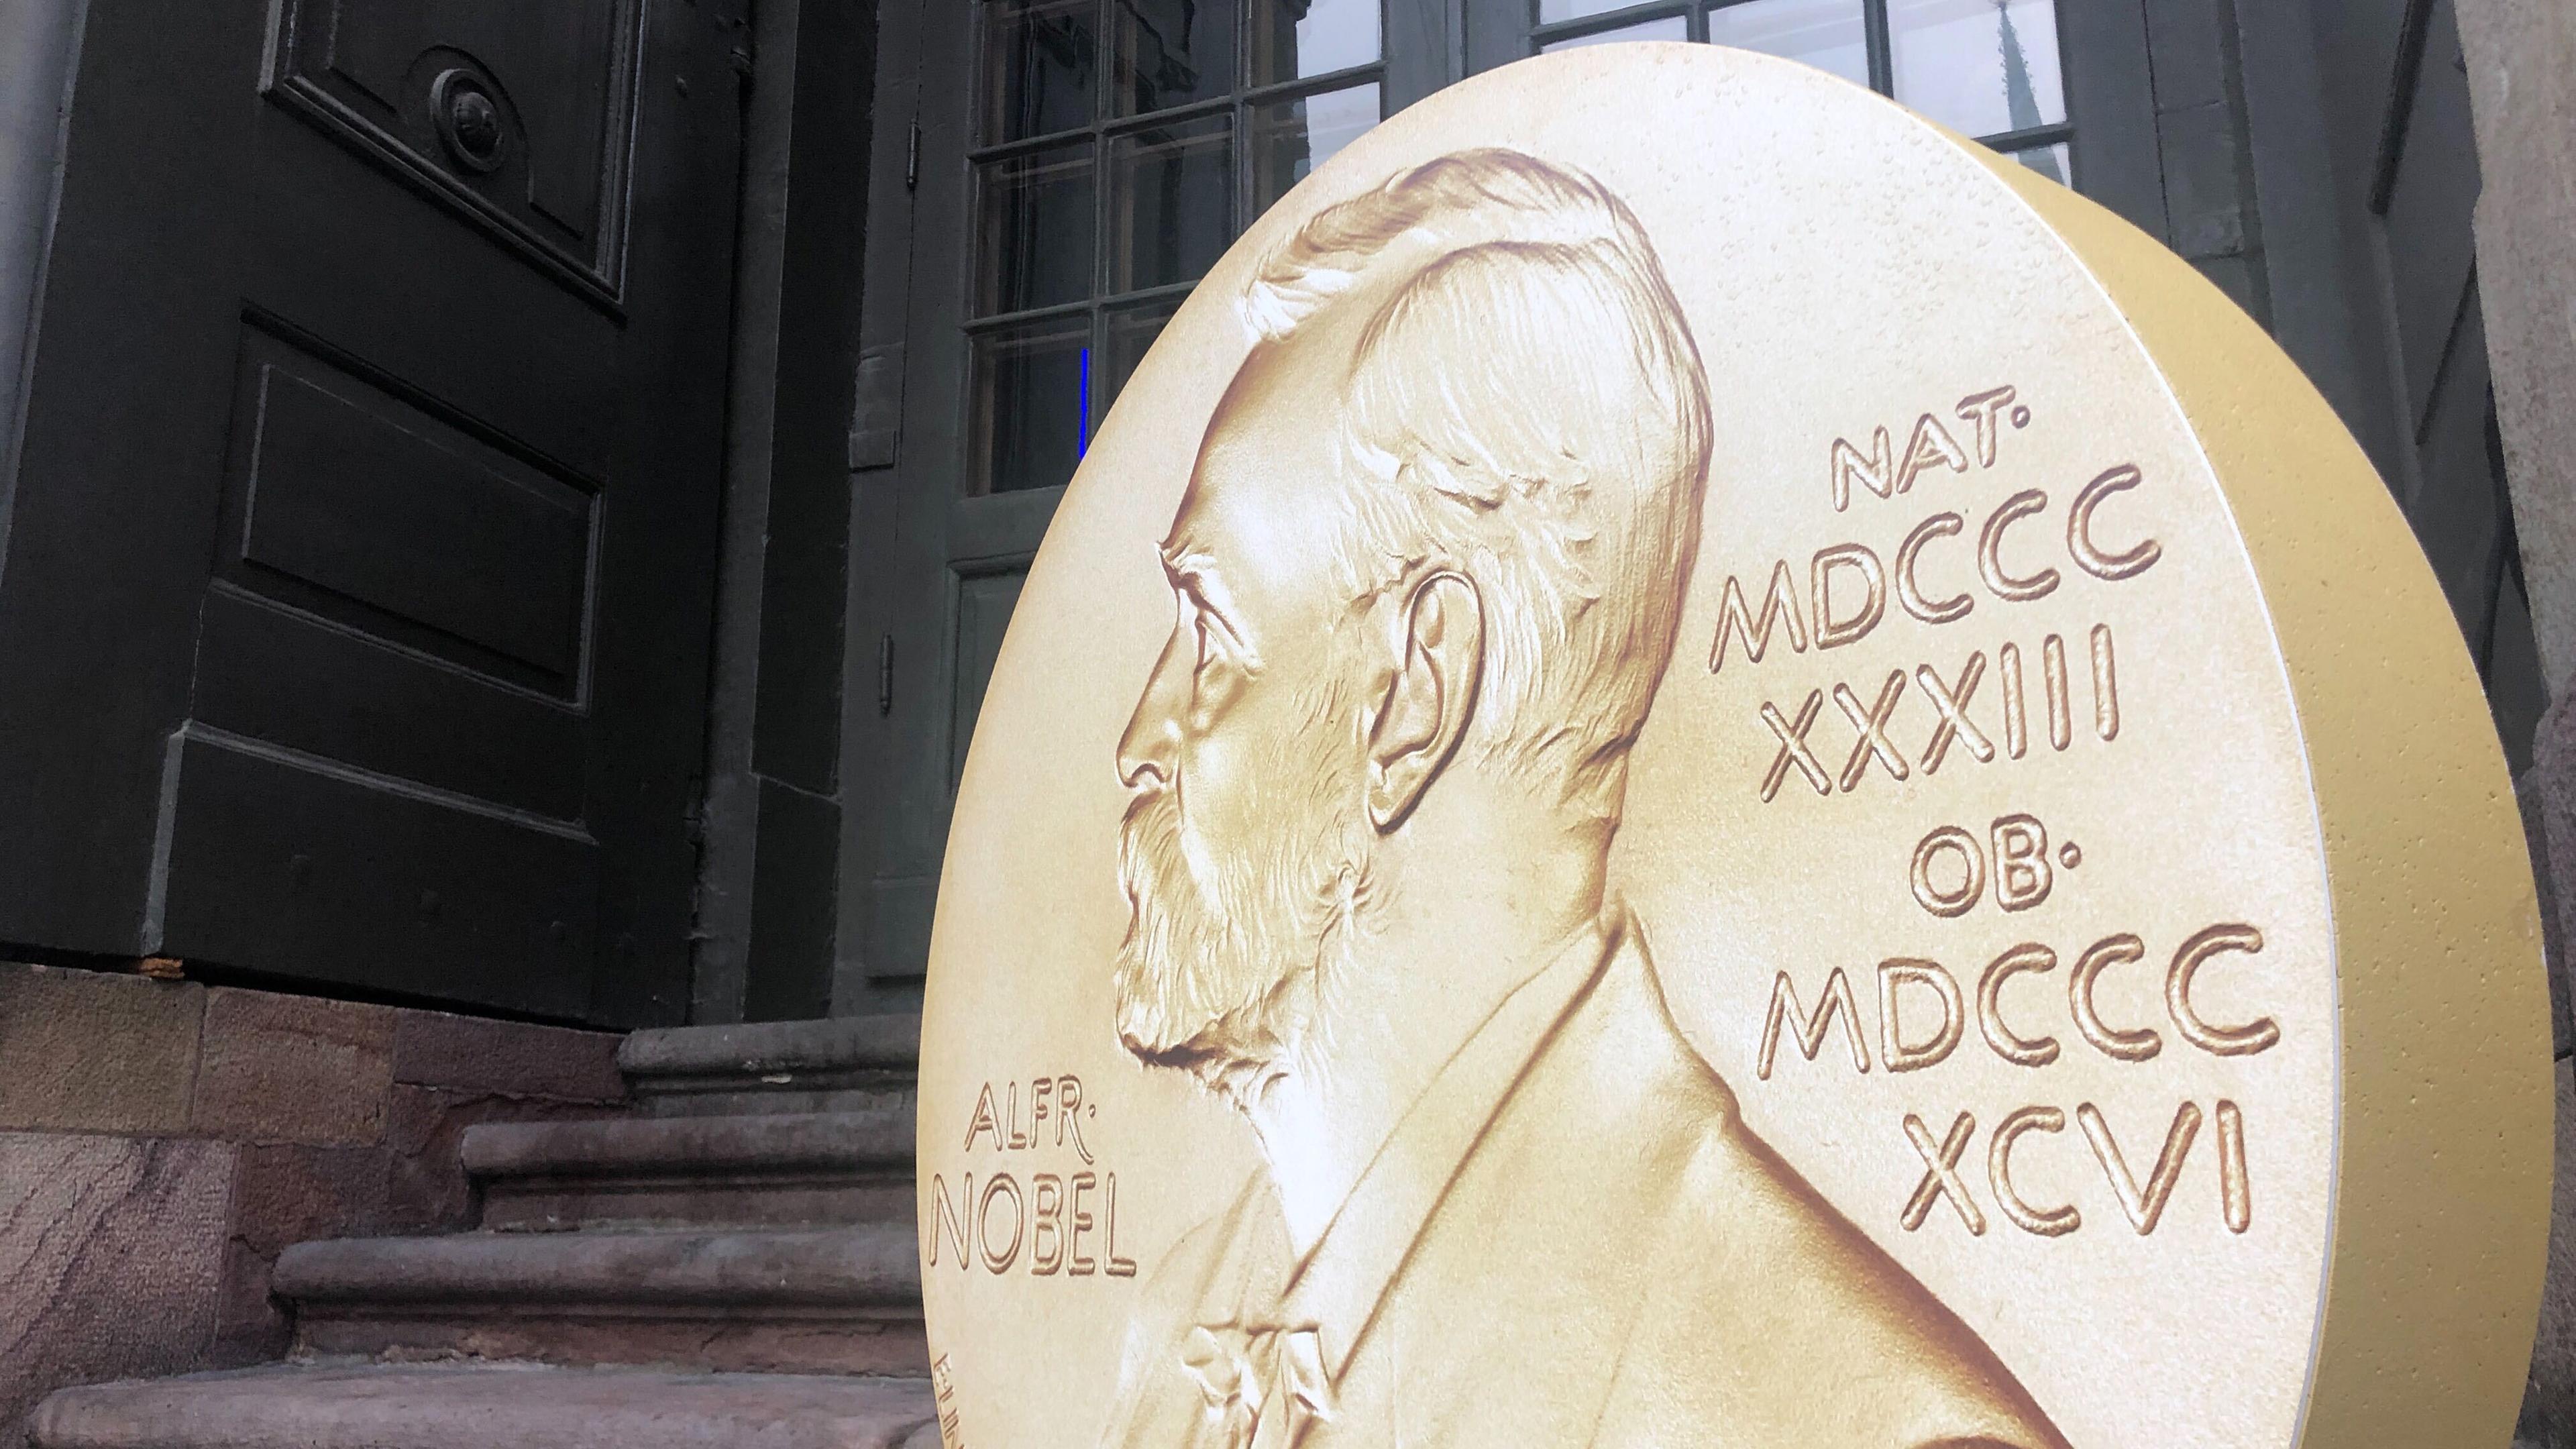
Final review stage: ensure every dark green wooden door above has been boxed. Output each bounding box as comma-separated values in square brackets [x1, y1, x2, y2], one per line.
[0, 0, 747, 1024]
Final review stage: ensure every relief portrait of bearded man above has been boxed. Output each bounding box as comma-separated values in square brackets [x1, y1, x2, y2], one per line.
[1101, 146, 2070, 1449]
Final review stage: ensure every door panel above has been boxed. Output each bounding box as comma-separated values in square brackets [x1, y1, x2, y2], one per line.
[191, 588, 588, 821]
[244, 113, 618, 480]
[951, 569, 1028, 787]
[156, 726, 601, 1020]
[220, 327, 596, 689]
[266, 0, 643, 304]
[1, 0, 744, 1023]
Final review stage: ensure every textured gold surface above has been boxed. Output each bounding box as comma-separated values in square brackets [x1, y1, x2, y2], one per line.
[917, 45, 2548, 1448]
[1990, 149, 2555, 1448]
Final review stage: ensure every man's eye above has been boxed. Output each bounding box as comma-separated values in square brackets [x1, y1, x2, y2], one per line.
[1191, 610, 1218, 674]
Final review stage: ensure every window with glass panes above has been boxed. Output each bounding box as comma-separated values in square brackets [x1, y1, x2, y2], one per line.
[1529, 0, 2070, 182]
[967, 0, 1392, 495]
[846, 0, 2155, 983]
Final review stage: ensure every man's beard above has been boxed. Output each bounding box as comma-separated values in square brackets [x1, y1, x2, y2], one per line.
[1112, 732, 1378, 1098]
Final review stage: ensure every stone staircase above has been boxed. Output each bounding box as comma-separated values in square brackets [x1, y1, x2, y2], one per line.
[27, 1016, 938, 1449]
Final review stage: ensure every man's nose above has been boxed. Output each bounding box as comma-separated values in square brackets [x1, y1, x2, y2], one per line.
[1116, 629, 1189, 791]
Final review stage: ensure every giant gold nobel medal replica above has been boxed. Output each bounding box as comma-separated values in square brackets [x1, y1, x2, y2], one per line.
[914, 44, 2550, 1449]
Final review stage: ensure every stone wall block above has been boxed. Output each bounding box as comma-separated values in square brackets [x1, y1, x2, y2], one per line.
[2520, 769, 2573, 1057]
[2457, 0, 2576, 696]
[0, 1133, 233, 1449]
[2520, 1057, 2576, 1445]
[2527, 692, 2576, 1055]
[382, 1085, 616, 1235]
[190, 990, 396, 1147]
[0, 965, 202, 1134]
[207, 1144, 396, 1367]
[391, 1010, 626, 1104]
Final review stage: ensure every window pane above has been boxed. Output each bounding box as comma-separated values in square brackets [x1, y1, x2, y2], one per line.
[1890, 0, 2065, 139]
[975, 142, 1097, 317]
[2007, 139, 2070, 187]
[1249, 0, 1381, 83]
[1538, 0, 1662, 23]
[1250, 82, 1381, 211]
[971, 317, 1094, 494]
[1540, 14, 1688, 50]
[982, 0, 1101, 144]
[1104, 295, 1185, 413]
[1707, 0, 1868, 89]
[1110, 113, 1234, 292]
[1111, 0, 1238, 116]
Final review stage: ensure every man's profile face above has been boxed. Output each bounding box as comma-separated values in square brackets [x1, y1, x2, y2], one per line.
[1112, 347, 1387, 1073]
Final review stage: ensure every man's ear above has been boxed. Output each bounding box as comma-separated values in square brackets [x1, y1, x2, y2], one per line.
[1366, 572, 1483, 832]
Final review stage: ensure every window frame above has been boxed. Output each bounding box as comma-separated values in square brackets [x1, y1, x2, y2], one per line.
[959, 0, 1441, 496]
[1486, 0, 2077, 177]
[834, 0, 2160, 987]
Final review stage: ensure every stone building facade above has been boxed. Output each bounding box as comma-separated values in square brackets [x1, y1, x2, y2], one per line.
[0, 965, 626, 1449]
[2462, 1, 2576, 1440]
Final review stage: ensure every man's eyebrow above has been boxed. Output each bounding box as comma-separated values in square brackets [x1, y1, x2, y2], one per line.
[1157, 547, 1259, 665]
[1158, 548, 1225, 607]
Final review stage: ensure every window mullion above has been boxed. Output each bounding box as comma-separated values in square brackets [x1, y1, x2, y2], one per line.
[1236, 0, 1254, 235]
[1236, 95, 1255, 235]
[1085, 1, 1111, 451]
[1862, 0, 1892, 95]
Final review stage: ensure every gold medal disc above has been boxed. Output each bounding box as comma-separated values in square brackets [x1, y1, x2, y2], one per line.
[916, 44, 2549, 1449]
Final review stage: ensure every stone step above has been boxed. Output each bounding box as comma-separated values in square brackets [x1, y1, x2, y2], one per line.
[619, 1016, 922, 1117]
[272, 1226, 925, 1375]
[464, 1106, 916, 1231]
[30, 1363, 938, 1449]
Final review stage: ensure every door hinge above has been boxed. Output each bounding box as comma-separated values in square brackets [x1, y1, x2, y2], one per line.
[905, 121, 921, 192]
[877, 633, 896, 715]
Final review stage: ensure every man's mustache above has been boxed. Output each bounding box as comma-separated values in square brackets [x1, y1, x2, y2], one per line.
[1116, 788, 1175, 923]
[1112, 782, 1231, 1066]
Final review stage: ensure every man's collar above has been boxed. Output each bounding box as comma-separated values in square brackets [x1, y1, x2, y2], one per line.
[1277, 906, 1628, 1378]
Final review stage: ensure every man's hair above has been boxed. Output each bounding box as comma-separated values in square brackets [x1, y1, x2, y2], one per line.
[1240, 148, 1713, 816]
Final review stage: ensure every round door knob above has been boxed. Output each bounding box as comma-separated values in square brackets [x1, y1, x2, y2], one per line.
[433, 70, 506, 173]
